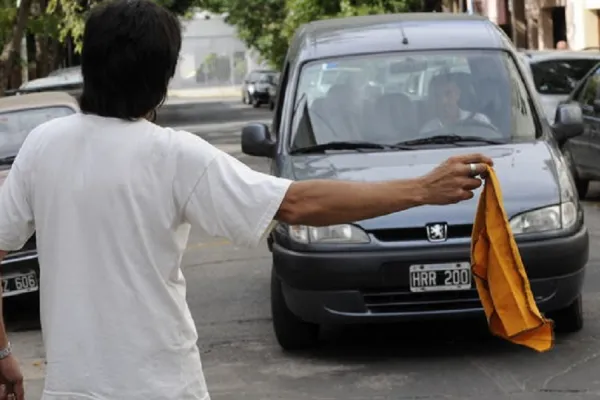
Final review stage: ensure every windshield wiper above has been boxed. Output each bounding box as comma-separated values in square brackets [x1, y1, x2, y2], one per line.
[0, 156, 16, 165]
[290, 141, 414, 154]
[397, 135, 506, 146]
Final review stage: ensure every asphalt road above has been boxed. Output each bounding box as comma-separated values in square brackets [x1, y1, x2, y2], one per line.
[7, 99, 600, 400]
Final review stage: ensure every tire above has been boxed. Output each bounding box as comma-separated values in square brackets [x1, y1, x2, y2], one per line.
[548, 295, 583, 334]
[575, 179, 590, 200]
[269, 99, 275, 110]
[252, 97, 261, 108]
[271, 267, 319, 351]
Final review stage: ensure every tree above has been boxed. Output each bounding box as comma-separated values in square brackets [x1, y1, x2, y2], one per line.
[47, 0, 199, 53]
[199, 0, 428, 70]
[0, 0, 200, 94]
[0, 0, 32, 96]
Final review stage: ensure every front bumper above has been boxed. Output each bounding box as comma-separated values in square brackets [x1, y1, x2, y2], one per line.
[251, 90, 271, 103]
[272, 226, 589, 324]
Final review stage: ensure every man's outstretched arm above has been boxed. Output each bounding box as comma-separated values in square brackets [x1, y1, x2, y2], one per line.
[276, 154, 492, 226]
[179, 133, 492, 248]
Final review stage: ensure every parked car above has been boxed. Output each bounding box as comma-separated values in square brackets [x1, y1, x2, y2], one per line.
[240, 13, 589, 350]
[0, 92, 79, 303]
[555, 60, 600, 199]
[16, 67, 83, 98]
[241, 70, 279, 108]
[519, 50, 600, 124]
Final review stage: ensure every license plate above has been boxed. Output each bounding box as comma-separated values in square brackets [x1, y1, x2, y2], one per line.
[409, 262, 471, 292]
[2, 271, 38, 297]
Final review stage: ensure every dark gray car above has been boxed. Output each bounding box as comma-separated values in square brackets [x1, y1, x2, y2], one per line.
[241, 13, 590, 351]
[558, 60, 600, 199]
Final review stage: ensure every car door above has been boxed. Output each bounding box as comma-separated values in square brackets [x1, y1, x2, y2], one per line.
[570, 66, 600, 177]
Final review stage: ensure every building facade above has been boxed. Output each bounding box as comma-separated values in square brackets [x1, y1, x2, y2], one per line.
[169, 10, 264, 90]
[443, 0, 600, 50]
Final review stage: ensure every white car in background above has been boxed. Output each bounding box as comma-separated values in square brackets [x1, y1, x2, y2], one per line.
[519, 50, 600, 124]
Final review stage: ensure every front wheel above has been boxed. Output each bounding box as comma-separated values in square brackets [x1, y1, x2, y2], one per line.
[271, 267, 319, 351]
[575, 178, 590, 200]
[548, 295, 584, 334]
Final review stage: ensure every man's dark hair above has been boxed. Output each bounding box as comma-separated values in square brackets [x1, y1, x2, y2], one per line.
[79, 0, 182, 120]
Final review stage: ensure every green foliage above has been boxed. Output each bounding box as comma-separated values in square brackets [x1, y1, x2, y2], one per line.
[0, 0, 61, 53]
[199, 0, 426, 70]
[44, 0, 200, 53]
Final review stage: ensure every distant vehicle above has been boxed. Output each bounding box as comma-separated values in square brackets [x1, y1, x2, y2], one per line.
[557, 61, 600, 199]
[519, 50, 600, 124]
[0, 92, 79, 305]
[241, 70, 279, 108]
[17, 67, 83, 98]
[48, 66, 81, 77]
[241, 13, 589, 350]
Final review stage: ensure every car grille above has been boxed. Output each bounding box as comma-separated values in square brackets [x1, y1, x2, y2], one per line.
[363, 289, 481, 313]
[369, 224, 473, 242]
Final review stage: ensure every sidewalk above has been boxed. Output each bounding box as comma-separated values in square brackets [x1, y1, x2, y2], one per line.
[12, 330, 45, 399]
[167, 86, 241, 100]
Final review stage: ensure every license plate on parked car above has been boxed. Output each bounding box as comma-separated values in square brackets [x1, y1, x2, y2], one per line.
[2, 271, 38, 297]
[409, 262, 471, 292]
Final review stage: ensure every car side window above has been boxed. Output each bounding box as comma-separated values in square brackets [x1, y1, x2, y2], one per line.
[577, 68, 600, 107]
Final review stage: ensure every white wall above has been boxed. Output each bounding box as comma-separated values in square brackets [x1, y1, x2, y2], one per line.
[567, 0, 600, 49]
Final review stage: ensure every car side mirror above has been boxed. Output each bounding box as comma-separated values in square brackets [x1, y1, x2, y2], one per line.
[241, 123, 275, 158]
[553, 103, 584, 143]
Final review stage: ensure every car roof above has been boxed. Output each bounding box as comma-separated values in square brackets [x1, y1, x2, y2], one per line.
[519, 50, 600, 63]
[0, 92, 79, 113]
[249, 69, 277, 74]
[19, 73, 82, 91]
[288, 13, 508, 64]
[48, 66, 81, 77]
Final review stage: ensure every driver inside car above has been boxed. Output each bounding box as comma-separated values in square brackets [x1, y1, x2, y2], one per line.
[420, 74, 492, 134]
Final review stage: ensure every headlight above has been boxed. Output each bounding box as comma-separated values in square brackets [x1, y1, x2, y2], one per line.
[288, 224, 370, 244]
[509, 202, 578, 235]
[248, 85, 255, 93]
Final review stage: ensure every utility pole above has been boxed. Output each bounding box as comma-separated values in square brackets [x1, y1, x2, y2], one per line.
[15, 0, 28, 83]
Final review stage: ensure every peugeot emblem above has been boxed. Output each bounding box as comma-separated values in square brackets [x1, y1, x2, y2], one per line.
[426, 223, 448, 242]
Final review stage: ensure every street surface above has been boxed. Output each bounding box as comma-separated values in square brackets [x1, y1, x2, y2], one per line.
[7, 99, 600, 399]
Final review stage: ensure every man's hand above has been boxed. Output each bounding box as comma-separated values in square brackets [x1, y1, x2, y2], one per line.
[0, 355, 24, 400]
[420, 153, 493, 205]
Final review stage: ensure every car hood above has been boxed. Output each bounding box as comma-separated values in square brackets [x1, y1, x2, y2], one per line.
[538, 94, 568, 124]
[286, 143, 560, 230]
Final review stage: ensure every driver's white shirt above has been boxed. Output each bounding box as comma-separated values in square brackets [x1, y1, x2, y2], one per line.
[420, 109, 491, 134]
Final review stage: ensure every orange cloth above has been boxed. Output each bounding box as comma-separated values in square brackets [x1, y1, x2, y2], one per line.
[471, 166, 554, 352]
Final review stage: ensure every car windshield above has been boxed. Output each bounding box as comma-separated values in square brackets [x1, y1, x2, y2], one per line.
[259, 73, 278, 84]
[0, 106, 75, 158]
[289, 50, 537, 149]
[529, 58, 599, 95]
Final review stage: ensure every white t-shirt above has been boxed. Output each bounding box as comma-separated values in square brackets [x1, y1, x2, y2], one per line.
[420, 109, 491, 134]
[0, 113, 292, 400]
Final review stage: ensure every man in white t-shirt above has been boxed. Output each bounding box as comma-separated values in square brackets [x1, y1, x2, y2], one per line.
[0, 1, 493, 399]
[420, 74, 492, 134]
